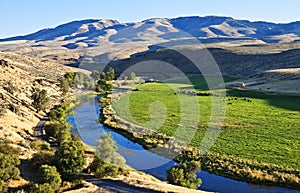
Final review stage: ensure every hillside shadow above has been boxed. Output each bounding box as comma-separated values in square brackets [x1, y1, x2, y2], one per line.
[19, 159, 38, 183]
[226, 89, 300, 111]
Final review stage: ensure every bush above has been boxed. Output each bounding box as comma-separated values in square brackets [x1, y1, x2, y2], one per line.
[88, 133, 127, 178]
[45, 120, 71, 144]
[88, 157, 120, 178]
[49, 103, 72, 122]
[166, 160, 202, 190]
[31, 140, 51, 151]
[29, 183, 54, 193]
[0, 153, 20, 182]
[31, 88, 49, 112]
[3, 81, 18, 95]
[31, 151, 54, 167]
[0, 180, 5, 193]
[54, 140, 86, 181]
[0, 141, 20, 155]
[38, 165, 62, 190]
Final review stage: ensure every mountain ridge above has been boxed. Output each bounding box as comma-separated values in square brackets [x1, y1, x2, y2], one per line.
[2, 15, 300, 72]
[3, 15, 300, 43]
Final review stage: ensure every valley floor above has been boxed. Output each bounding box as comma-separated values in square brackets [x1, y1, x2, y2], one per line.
[109, 82, 300, 189]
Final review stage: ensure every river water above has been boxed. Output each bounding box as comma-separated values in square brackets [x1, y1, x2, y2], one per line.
[67, 95, 299, 193]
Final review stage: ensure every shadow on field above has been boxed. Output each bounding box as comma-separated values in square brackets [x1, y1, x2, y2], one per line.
[226, 89, 300, 111]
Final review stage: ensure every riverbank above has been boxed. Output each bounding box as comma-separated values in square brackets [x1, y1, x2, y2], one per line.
[99, 91, 300, 190]
[66, 92, 209, 193]
[77, 171, 211, 193]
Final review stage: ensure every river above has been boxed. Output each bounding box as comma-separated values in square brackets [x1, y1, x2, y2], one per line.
[67, 95, 299, 193]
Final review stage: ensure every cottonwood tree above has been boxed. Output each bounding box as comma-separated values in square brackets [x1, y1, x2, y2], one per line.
[95, 133, 125, 167]
[88, 133, 126, 178]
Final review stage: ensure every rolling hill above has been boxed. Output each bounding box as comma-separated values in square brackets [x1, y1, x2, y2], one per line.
[1, 16, 300, 94]
[2, 16, 300, 65]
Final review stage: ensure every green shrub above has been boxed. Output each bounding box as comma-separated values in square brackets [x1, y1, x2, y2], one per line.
[38, 165, 62, 190]
[0, 141, 20, 155]
[166, 160, 202, 190]
[31, 151, 54, 167]
[0, 180, 5, 193]
[49, 103, 73, 122]
[31, 140, 51, 151]
[0, 152, 20, 183]
[31, 88, 49, 112]
[54, 140, 86, 181]
[59, 78, 70, 96]
[0, 140, 20, 191]
[88, 158, 120, 178]
[29, 183, 54, 193]
[88, 133, 127, 178]
[45, 120, 71, 144]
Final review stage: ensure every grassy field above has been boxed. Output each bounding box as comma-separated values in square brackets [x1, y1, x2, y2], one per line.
[112, 80, 300, 171]
[163, 75, 237, 90]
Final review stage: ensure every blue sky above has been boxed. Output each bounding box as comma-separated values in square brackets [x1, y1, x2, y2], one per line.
[1, 0, 300, 38]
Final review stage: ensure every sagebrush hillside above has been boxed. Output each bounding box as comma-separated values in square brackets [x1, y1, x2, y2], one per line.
[0, 52, 75, 159]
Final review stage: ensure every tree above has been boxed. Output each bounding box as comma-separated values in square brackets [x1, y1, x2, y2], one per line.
[54, 140, 86, 181]
[130, 72, 136, 80]
[59, 78, 70, 96]
[38, 165, 62, 190]
[64, 72, 76, 82]
[83, 81, 95, 90]
[91, 70, 100, 80]
[49, 103, 72, 122]
[73, 72, 90, 88]
[31, 88, 49, 112]
[88, 133, 126, 178]
[45, 120, 71, 144]
[99, 72, 106, 80]
[95, 79, 113, 93]
[95, 133, 125, 167]
[105, 67, 115, 81]
[166, 160, 202, 189]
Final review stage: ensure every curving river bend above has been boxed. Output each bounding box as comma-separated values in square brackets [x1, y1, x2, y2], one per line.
[67, 95, 299, 193]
